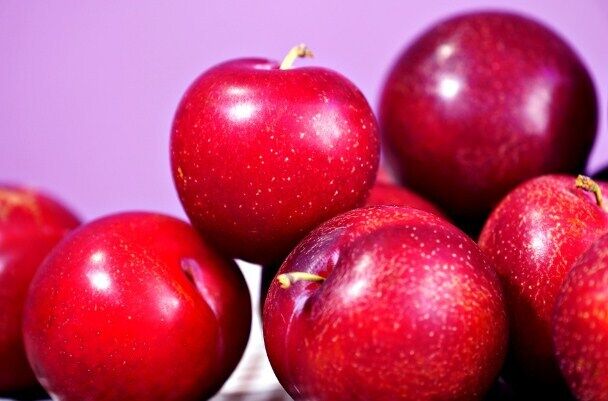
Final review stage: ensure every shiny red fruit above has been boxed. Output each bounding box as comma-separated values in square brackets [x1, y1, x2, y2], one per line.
[259, 182, 444, 310]
[380, 11, 597, 230]
[479, 175, 608, 386]
[0, 186, 79, 393]
[171, 45, 380, 264]
[366, 182, 444, 216]
[554, 234, 608, 401]
[23, 212, 251, 401]
[264, 206, 507, 401]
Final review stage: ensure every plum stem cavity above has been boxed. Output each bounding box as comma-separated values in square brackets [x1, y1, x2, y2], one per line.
[576, 175, 608, 212]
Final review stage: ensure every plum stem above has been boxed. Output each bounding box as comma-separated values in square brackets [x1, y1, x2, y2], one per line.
[279, 44, 314, 70]
[576, 175, 608, 212]
[277, 272, 325, 289]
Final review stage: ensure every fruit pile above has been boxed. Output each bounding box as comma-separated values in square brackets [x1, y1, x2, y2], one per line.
[1, 10, 606, 401]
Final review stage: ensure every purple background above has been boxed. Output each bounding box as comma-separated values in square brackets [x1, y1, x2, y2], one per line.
[1, 1, 607, 220]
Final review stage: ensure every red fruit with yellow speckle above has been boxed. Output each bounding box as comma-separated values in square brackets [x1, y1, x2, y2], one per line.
[0, 186, 79, 393]
[380, 11, 597, 232]
[479, 175, 608, 388]
[23, 212, 251, 401]
[264, 206, 507, 401]
[171, 45, 380, 264]
[260, 183, 445, 308]
[553, 234, 608, 401]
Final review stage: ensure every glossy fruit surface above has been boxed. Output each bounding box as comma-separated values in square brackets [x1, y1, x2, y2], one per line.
[479, 175, 608, 386]
[0, 186, 79, 392]
[171, 47, 380, 264]
[554, 233, 608, 401]
[264, 206, 507, 401]
[380, 11, 597, 228]
[366, 182, 444, 216]
[260, 182, 444, 310]
[23, 212, 251, 401]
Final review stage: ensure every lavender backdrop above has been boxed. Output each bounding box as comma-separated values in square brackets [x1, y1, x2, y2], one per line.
[1, 1, 607, 220]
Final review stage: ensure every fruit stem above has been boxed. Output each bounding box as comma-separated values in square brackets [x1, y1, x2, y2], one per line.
[576, 175, 608, 212]
[279, 44, 314, 70]
[277, 272, 325, 289]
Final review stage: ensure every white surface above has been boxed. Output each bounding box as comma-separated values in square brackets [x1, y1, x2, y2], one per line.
[216, 262, 288, 397]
